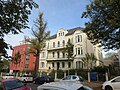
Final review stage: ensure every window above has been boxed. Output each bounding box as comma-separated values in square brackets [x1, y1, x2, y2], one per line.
[58, 41, 60, 47]
[63, 32, 64, 35]
[76, 48, 77, 55]
[41, 52, 45, 58]
[78, 48, 80, 55]
[52, 52, 55, 58]
[59, 33, 60, 36]
[62, 52, 65, 58]
[63, 75, 71, 80]
[40, 62, 45, 68]
[112, 77, 120, 82]
[25, 64, 28, 68]
[61, 33, 62, 36]
[26, 55, 29, 60]
[57, 52, 60, 58]
[4, 80, 25, 90]
[76, 61, 83, 69]
[53, 42, 55, 48]
[76, 35, 82, 43]
[62, 62, 65, 68]
[81, 47, 83, 55]
[68, 62, 71, 68]
[48, 43, 49, 48]
[77, 47, 83, 55]
[72, 76, 77, 79]
[63, 40, 65, 47]
[52, 63, 54, 68]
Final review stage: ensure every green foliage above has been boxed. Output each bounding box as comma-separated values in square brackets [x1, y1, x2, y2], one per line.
[49, 69, 88, 80]
[105, 52, 117, 60]
[12, 51, 21, 64]
[0, 38, 10, 58]
[82, 0, 120, 50]
[57, 70, 64, 79]
[26, 13, 50, 56]
[92, 66, 107, 73]
[0, 0, 38, 57]
[49, 70, 55, 79]
[65, 39, 74, 59]
[81, 53, 97, 70]
[0, 60, 9, 73]
[0, 0, 38, 36]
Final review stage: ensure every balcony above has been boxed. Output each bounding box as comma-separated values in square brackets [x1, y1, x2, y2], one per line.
[46, 57, 73, 61]
[47, 46, 66, 51]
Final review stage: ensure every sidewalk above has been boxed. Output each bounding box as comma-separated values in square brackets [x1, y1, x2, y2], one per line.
[85, 81, 103, 90]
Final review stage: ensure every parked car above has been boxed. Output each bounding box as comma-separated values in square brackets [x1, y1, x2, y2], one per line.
[33, 75, 54, 85]
[102, 76, 120, 90]
[0, 78, 31, 90]
[2, 74, 15, 79]
[61, 75, 84, 83]
[37, 81, 93, 90]
[19, 74, 33, 82]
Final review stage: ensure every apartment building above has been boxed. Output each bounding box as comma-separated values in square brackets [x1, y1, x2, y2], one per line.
[10, 42, 36, 73]
[39, 27, 103, 73]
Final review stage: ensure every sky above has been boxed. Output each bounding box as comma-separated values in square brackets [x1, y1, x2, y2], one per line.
[4, 0, 114, 57]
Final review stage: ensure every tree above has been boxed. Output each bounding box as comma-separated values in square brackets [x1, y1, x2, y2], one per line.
[81, 53, 97, 70]
[64, 39, 75, 75]
[82, 0, 120, 50]
[26, 13, 50, 77]
[12, 51, 21, 65]
[0, 58, 10, 73]
[11, 51, 21, 75]
[0, 0, 38, 57]
[105, 52, 117, 60]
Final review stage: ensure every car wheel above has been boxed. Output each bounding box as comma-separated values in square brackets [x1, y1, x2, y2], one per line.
[23, 79, 26, 83]
[105, 86, 113, 90]
[33, 81, 35, 84]
[44, 82, 47, 84]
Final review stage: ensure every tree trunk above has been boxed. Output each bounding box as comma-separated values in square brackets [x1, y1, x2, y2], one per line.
[33, 50, 39, 78]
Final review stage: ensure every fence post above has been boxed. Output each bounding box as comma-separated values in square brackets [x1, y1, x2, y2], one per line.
[88, 72, 90, 82]
[105, 72, 108, 81]
[55, 71, 57, 80]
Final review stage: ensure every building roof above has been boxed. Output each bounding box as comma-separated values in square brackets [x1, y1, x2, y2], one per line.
[48, 27, 84, 40]
[66, 27, 83, 36]
[48, 34, 57, 39]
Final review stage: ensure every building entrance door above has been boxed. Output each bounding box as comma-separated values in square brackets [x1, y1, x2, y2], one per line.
[57, 62, 60, 70]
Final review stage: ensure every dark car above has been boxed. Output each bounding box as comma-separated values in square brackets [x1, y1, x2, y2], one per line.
[0, 78, 31, 90]
[33, 75, 54, 85]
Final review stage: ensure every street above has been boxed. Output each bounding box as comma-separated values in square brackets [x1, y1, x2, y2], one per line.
[27, 83, 39, 90]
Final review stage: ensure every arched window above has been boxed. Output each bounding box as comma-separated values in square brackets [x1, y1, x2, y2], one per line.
[53, 42, 55, 48]
[75, 35, 82, 43]
[63, 40, 65, 46]
[52, 52, 55, 58]
[58, 41, 60, 47]
[68, 62, 71, 68]
[40, 62, 44, 68]
[57, 52, 60, 58]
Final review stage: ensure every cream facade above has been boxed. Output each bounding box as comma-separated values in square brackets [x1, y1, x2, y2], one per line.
[39, 27, 103, 73]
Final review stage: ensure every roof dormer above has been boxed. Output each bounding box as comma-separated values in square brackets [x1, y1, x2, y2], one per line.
[57, 28, 68, 37]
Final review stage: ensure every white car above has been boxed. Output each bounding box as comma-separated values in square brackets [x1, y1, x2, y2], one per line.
[19, 74, 33, 82]
[2, 74, 14, 79]
[37, 81, 93, 90]
[102, 76, 120, 90]
[61, 75, 84, 82]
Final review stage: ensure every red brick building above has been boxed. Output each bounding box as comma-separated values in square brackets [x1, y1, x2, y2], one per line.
[10, 44, 36, 73]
